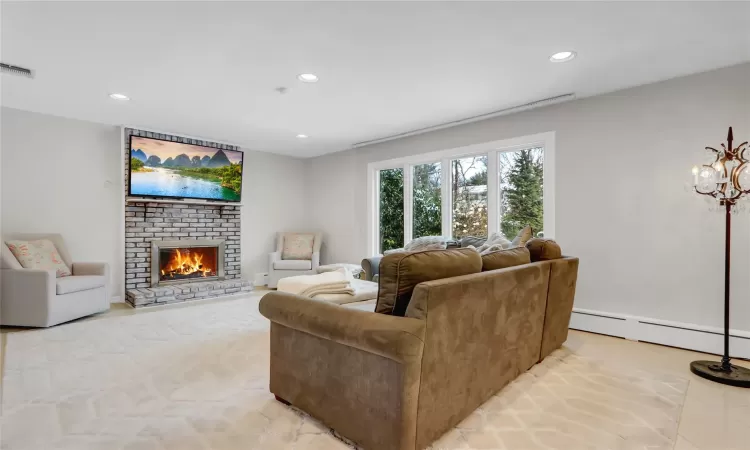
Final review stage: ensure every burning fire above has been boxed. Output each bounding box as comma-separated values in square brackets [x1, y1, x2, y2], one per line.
[161, 248, 213, 278]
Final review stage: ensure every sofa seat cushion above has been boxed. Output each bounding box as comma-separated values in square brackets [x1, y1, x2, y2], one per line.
[525, 238, 562, 262]
[56, 275, 105, 295]
[274, 259, 312, 271]
[481, 247, 531, 271]
[376, 247, 482, 316]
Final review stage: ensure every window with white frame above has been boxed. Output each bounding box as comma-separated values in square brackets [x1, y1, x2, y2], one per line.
[368, 132, 555, 255]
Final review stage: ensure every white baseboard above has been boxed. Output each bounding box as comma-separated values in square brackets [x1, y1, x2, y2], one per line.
[570, 308, 750, 359]
[111, 296, 124, 303]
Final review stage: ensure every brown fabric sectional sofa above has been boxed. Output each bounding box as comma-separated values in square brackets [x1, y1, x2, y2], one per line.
[259, 240, 579, 450]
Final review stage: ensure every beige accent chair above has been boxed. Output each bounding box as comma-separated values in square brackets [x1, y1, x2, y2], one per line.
[1, 233, 110, 327]
[267, 232, 322, 288]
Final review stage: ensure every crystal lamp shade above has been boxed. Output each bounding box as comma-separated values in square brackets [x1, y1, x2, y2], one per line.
[691, 131, 750, 205]
[737, 164, 750, 191]
[695, 166, 717, 194]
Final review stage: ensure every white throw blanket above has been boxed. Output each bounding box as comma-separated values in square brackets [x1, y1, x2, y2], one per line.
[300, 282, 354, 298]
[314, 279, 379, 305]
[276, 268, 354, 298]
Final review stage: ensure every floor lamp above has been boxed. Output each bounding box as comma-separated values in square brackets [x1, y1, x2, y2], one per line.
[690, 127, 750, 388]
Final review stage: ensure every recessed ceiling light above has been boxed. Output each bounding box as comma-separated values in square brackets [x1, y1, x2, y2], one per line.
[296, 134, 309, 139]
[297, 73, 319, 83]
[549, 51, 576, 62]
[109, 93, 130, 100]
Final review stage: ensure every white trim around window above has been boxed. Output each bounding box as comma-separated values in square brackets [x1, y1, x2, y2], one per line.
[367, 131, 555, 256]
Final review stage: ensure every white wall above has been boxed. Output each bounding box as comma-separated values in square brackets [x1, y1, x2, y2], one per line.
[307, 63, 750, 334]
[1, 107, 123, 295]
[1, 107, 309, 298]
[241, 150, 308, 278]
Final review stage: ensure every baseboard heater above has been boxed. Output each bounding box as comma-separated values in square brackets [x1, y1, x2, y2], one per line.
[570, 309, 750, 360]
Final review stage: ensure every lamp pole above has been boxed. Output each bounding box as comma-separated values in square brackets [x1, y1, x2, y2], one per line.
[689, 127, 750, 388]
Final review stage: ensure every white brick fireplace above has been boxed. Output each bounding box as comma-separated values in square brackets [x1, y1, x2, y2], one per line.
[122, 128, 251, 307]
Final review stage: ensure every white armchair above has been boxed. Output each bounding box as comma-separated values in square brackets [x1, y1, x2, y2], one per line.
[268, 232, 322, 288]
[1, 233, 110, 327]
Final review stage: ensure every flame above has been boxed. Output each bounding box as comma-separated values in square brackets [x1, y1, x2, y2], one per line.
[163, 248, 213, 278]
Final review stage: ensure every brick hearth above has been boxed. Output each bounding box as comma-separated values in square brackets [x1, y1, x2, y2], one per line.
[126, 279, 253, 307]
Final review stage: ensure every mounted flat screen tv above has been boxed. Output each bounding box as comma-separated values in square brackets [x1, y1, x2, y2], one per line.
[128, 136, 243, 202]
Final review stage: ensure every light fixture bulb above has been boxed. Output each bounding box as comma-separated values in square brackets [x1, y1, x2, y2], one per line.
[109, 93, 130, 100]
[296, 134, 308, 139]
[549, 51, 576, 62]
[297, 73, 319, 83]
[714, 161, 724, 173]
[692, 166, 699, 175]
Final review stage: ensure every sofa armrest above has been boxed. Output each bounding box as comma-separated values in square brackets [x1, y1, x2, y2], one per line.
[72, 262, 109, 277]
[259, 291, 425, 363]
[311, 252, 320, 270]
[361, 256, 382, 281]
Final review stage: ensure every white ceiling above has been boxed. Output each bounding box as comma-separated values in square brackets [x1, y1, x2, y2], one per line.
[2, 2, 749, 158]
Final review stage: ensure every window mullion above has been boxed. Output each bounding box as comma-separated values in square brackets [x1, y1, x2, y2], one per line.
[441, 158, 452, 238]
[404, 163, 413, 246]
[371, 169, 379, 255]
[487, 150, 499, 236]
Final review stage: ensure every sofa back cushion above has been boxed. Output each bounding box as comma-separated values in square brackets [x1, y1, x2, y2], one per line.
[375, 248, 481, 316]
[481, 247, 531, 271]
[525, 238, 562, 262]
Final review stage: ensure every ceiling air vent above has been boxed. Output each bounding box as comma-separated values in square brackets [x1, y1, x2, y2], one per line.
[0, 62, 34, 79]
[352, 93, 576, 148]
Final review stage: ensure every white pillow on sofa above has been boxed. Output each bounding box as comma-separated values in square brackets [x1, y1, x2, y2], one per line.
[476, 232, 512, 253]
[404, 236, 448, 252]
[382, 236, 450, 255]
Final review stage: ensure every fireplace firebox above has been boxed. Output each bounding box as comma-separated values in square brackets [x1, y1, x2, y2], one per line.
[151, 239, 225, 287]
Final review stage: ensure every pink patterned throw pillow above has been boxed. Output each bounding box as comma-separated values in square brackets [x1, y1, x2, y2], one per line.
[5, 239, 72, 277]
[281, 233, 315, 260]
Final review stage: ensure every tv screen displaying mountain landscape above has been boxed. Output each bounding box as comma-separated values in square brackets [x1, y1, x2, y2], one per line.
[128, 136, 243, 202]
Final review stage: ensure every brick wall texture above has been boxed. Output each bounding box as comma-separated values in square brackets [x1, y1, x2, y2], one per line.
[124, 128, 242, 290]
